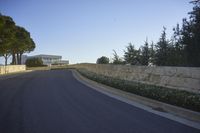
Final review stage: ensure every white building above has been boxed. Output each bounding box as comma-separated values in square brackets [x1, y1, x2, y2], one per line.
[22, 54, 69, 66]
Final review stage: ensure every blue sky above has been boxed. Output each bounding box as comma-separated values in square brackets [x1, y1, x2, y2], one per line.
[0, 0, 193, 64]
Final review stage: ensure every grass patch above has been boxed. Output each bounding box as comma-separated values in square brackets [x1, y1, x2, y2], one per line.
[77, 69, 200, 112]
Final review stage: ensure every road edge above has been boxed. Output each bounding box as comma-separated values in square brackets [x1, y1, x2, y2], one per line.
[71, 69, 200, 130]
[0, 70, 33, 80]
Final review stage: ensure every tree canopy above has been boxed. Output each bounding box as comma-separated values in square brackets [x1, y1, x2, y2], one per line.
[105, 0, 200, 67]
[0, 13, 35, 65]
[96, 56, 109, 64]
[112, 50, 124, 64]
[25, 58, 43, 67]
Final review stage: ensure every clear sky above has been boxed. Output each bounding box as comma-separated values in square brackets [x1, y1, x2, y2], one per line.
[0, 0, 193, 64]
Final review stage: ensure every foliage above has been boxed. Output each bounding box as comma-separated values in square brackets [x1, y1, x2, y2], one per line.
[0, 13, 35, 65]
[96, 56, 109, 64]
[25, 58, 43, 67]
[124, 43, 140, 65]
[110, 1, 200, 67]
[180, 0, 200, 66]
[78, 69, 200, 112]
[154, 27, 170, 66]
[13, 26, 35, 64]
[0, 15, 15, 65]
[153, 0, 200, 67]
[140, 39, 150, 65]
[149, 42, 156, 65]
[112, 50, 124, 64]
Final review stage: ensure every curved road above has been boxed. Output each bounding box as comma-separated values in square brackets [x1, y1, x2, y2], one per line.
[0, 70, 199, 133]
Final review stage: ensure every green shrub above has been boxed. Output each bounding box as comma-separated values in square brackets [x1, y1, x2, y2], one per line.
[96, 56, 109, 64]
[78, 69, 200, 112]
[25, 57, 44, 67]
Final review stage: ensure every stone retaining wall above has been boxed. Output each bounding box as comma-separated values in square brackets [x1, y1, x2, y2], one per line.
[72, 64, 200, 93]
[0, 65, 26, 74]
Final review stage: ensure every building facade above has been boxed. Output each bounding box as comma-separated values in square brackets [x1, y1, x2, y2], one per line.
[22, 54, 69, 66]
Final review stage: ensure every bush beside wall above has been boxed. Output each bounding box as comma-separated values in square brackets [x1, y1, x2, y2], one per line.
[78, 69, 200, 112]
[72, 64, 200, 93]
[25, 58, 44, 67]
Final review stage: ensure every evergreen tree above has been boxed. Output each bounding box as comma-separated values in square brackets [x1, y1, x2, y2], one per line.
[149, 42, 156, 65]
[170, 24, 186, 66]
[181, 0, 200, 66]
[124, 43, 140, 65]
[155, 27, 170, 66]
[140, 39, 150, 65]
[112, 50, 124, 64]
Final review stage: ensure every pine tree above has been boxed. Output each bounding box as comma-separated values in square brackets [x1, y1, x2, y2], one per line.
[170, 24, 186, 66]
[124, 43, 140, 65]
[140, 39, 150, 65]
[155, 27, 170, 66]
[181, 0, 200, 66]
[112, 50, 124, 64]
[149, 42, 156, 65]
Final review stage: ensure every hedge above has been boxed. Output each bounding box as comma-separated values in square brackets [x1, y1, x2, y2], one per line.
[25, 57, 44, 67]
[77, 69, 200, 112]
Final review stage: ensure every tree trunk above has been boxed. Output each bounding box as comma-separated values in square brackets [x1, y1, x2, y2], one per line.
[19, 53, 23, 65]
[16, 53, 20, 65]
[12, 52, 16, 65]
[4, 54, 8, 66]
[19, 53, 23, 64]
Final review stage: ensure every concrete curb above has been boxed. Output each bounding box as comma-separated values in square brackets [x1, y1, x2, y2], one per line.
[72, 70, 200, 129]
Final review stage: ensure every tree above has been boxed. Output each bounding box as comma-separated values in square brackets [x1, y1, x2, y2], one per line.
[149, 41, 156, 65]
[0, 14, 16, 65]
[180, 0, 200, 66]
[96, 56, 109, 64]
[124, 43, 140, 65]
[13, 26, 35, 64]
[112, 50, 124, 64]
[170, 24, 186, 66]
[140, 39, 150, 65]
[155, 27, 170, 66]
[0, 13, 36, 65]
[25, 58, 43, 67]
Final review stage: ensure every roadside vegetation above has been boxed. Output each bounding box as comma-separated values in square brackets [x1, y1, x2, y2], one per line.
[97, 1, 200, 67]
[96, 56, 109, 64]
[78, 69, 200, 112]
[0, 13, 35, 65]
[25, 58, 44, 67]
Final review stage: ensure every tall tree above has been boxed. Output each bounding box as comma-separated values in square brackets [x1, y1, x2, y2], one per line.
[170, 24, 186, 66]
[112, 50, 124, 64]
[14, 26, 35, 64]
[124, 43, 140, 65]
[140, 39, 150, 65]
[149, 41, 156, 65]
[0, 14, 16, 65]
[155, 27, 170, 66]
[181, 0, 200, 66]
[0, 13, 35, 65]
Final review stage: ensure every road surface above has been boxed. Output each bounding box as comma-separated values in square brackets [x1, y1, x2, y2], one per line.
[0, 70, 199, 133]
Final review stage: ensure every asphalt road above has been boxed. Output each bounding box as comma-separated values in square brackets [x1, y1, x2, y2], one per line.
[0, 70, 199, 133]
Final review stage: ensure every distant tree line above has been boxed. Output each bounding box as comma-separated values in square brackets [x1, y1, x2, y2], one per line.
[0, 13, 35, 65]
[97, 0, 200, 67]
